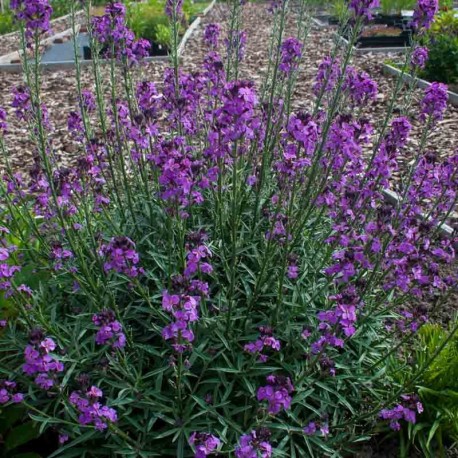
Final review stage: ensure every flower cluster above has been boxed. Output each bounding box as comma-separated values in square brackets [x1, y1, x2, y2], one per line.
[0, 243, 20, 294]
[91, 3, 150, 64]
[189, 432, 220, 457]
[165, 0, 184, 19]
[92, 310, 126, 349]
[313, 56, 341, 96]
[349, 0, 380, 20]
[235, 428, 273, 458]
[69, 386, 118, 431]
[411, 0, 438, 30]
[244, 326, 281, 362]
[279, 37, 303, 74]
[411, 46, 429, 69]
[203, 23, 221, 49]
[10, 0, 52, 41]
[225, 30, 247, 62]
[23, 334, 64, 390]
[99, 236, 143, 278]
[162, 232, 212, 352]
[303, 420, 330, 436]
[0, 380, 24, 404]
[257, 375, 294, 414]
[420, 82, 448, 122]
[343, 67, 378, 106]
[380, 394, 423, 430]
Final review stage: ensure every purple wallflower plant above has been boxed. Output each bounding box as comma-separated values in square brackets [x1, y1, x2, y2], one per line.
[257, 375, 294, 414]
[0, 380, 24, 404]
[235, 428, 272, 458]
[411, 46, 429, 69]
[244, 326, 281, 362]
[10, 0, 53, 42]
[69, 386, 118, 431]
[99, 236, 143, 278]
[203, 23, 221, 49]
[349, 0, 380, 20]
[279, 37, 303, 74]
[22, 335, 64, 390]
[410, 0, 438, 30]
[92, 310, 126, 349]
[420, 82, 448, 122]
[189, 432, 220, 457]
[380, 394, 423, 430]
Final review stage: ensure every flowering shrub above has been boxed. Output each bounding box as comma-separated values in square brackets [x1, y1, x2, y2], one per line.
[0, 0, 456, 456]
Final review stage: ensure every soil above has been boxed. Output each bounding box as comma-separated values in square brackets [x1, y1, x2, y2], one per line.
[361, 25, 404, 37]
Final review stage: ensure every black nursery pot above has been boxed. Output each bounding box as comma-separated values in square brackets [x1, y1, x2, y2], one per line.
[356, 30, 412, 48]
[373, 13, 404, 26]
[148, 41, 169, 57]
[82, 40, 169, 60]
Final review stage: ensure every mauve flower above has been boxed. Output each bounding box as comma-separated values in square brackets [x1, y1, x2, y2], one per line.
[380, 394, 423, 430]
[349, 0, 380, 20]
[279, 37, 303, 74]
[165, 0, 183, 18]
[203, 23, 221, 49]
[411, 0, 438, 30]
[235, 428, 272, 458]
[189, 432, 220, 457]
[420, 82, 448, 122]
[70, 387, 118, 431]
[10, 0, 53, 41]
[257, 375, 294, 414]
[411, 46, 429, 69]
[92, 310, 126, 349]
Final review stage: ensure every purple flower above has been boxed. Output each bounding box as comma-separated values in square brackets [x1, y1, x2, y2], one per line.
[203, 23, 221, 49]
[410, 0, 438, 30]
[380, 394, 423, 430]
[420, 82, 448, 122]
[189, 432, 220, 457]
[244, 327, 281, 362]
[235, 428, 272, 458]
[92, 310, 126, 349]
[0, 107, 7, 135]
[411, 46, 429, 69]
[343, 67, 378, 106]
[349, 0, 380, 20]
[99, 236, 143, 278]
[59, 434, 69, 445]
[70, 387, 118, 431]
[0, 380, 24, 405]
[91, 3, 149, 65]
[10, 0, 53, 42]
[225, 30, 247, 61]
[257, 375, 294, 414]
[81, 89, 96, 112]
[303, 422, 317, 435]
[279, 37, 303, 74]
[165, 0, 184, 18]
[313, 56, 342, 96]
[22, 336, 64, 390]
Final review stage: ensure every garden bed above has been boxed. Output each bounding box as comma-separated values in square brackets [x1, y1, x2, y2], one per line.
[382, 63, 458, 107]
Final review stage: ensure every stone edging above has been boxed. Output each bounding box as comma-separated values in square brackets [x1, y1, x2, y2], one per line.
[336, 32, 409, 55]
[382, 63, 458, 107]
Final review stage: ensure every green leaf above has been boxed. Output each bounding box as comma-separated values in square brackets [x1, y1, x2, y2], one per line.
[4, 422, 40, 452]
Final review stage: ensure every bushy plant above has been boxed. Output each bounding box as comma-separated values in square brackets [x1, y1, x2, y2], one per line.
[409, 323, 458, 456]
[0, 11, 14, 35]
[0, 0, 456, 457]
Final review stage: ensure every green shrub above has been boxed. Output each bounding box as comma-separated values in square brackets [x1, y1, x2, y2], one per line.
[0, 11, 15, 35]
[407, 323, 458, 456]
